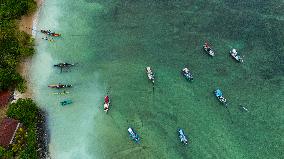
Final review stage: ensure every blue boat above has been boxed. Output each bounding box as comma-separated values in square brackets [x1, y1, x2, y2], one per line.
[181, 67, 193, 81]
[214, 89, 227, 106]
[178, 129, 188, 145]
[60, 99, 72, 106]
[128, 127, 140, 143]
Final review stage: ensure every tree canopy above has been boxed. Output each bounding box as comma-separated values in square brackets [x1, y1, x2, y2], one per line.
[0, 0, 36, 92]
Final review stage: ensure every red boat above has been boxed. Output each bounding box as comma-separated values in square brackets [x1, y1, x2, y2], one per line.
[103, 96, 110, 113]
[51, 33, 61, 37]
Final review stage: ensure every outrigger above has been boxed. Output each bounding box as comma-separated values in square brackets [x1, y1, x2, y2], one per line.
[54, 63, 74, 68]
[52, 91, 70, 95]
[214, 89, 228, 106]
[48, 84, 72, 89]
[203, 42, 215, 56]
[41, 29, 61, 37]
[181, 67, 193, 81]
[128, 127, 140, 143]
[145, 66, 155, 84]
[178, 129, 188, 145]
[230, 49, 243, 63]
[103, 95, 110, 113]
[60, 99, 72, 106]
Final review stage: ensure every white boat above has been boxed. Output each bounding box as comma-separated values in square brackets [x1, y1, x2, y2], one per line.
[230, 49, 243, 62]
[203, 43, 215, 56]
[146, 67, 155, 84]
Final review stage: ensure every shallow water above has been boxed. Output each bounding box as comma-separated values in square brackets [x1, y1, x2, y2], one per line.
[30, 0, 283, 158]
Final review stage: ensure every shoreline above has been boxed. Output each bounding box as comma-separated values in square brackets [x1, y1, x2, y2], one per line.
[17, 0, 43, 99]
[17, 0, 51, 158]
[19, 0, 43, 35]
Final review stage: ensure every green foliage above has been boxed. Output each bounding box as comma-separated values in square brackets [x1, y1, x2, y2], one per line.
[0, 0, 36, 91]
[0, 146, 13, 159]
[7, 99, 38, 127]
[0, 0, 37, 20]
[7, 99, 39, 158]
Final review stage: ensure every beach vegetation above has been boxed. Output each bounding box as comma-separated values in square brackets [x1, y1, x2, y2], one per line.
[0, 0, 36, 92]
[4, 98, 39, 158]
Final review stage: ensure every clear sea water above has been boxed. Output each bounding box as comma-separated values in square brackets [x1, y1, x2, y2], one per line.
[30, 0, 283, 158]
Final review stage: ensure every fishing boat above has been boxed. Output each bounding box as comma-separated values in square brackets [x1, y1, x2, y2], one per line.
[103, 95, 110, 113]
[52, 91, 70, 95]
[203, 42, 215, 56]
[48, 84, 72, 89]
[145, 66, 155, 84]
[178, 129, 188, 145]
[230, 49, 243, 63]
[54, 63, 74, 68]
[214, 89, 228, 106]
[41, 29, 61, 37]
[181, 67, 193, 81]
[50, 33, 61, 37]
[60, 99, 72, 106]
[128, 127, 140, 143]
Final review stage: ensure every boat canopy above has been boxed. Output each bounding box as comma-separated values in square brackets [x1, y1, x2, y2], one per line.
[215, 89, 223, 97]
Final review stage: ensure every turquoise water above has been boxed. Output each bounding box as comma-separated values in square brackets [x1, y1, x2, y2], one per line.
[30, 0, 283, 158]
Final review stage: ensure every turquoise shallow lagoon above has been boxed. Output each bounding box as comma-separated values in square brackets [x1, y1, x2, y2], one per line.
[30, 0, 283, 158]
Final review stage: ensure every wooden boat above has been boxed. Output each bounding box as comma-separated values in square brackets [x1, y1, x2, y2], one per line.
[60, 99, 72, 106]
[48, 84, 72, 89]
[54, 63, 74, 68]
[52, 91, 70, 95]
[41, 29, 61, 37]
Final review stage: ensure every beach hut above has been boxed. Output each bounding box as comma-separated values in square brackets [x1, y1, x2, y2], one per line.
[0, 118, 22, 148]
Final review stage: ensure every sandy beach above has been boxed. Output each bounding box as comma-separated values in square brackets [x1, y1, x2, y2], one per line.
[19, 0, 43, 35]
[16, 0, 43, 99]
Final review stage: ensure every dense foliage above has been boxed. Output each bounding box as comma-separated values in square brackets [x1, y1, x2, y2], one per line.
[0, 0, 36, 92]
[4, 99, 39, 159]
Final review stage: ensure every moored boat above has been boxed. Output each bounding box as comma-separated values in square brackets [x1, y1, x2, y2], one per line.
[52, 91, 70, 95]
[181, 67, 193, 81]
[178, 129, 188, 145]
[41, 29, 61, 37]
[103, 95, 110, 113]
[214, 89, 228, 106]
[128, 127, 140, 143]
[60, 99, 72, 106]
[230, 49, 243, 62]
[203, 42, 215, 56]
[54, 63, 74, 68]
[145, 66, 155, 84]
[48, 84, 72, 89]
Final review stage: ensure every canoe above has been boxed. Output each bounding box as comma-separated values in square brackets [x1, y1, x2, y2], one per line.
[41, 30, 61, 37]
[60, 99, 72, 106]
[52, 91, 70, 95]
[48, 84, 72, 89]
[54, 63, 74, 68]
